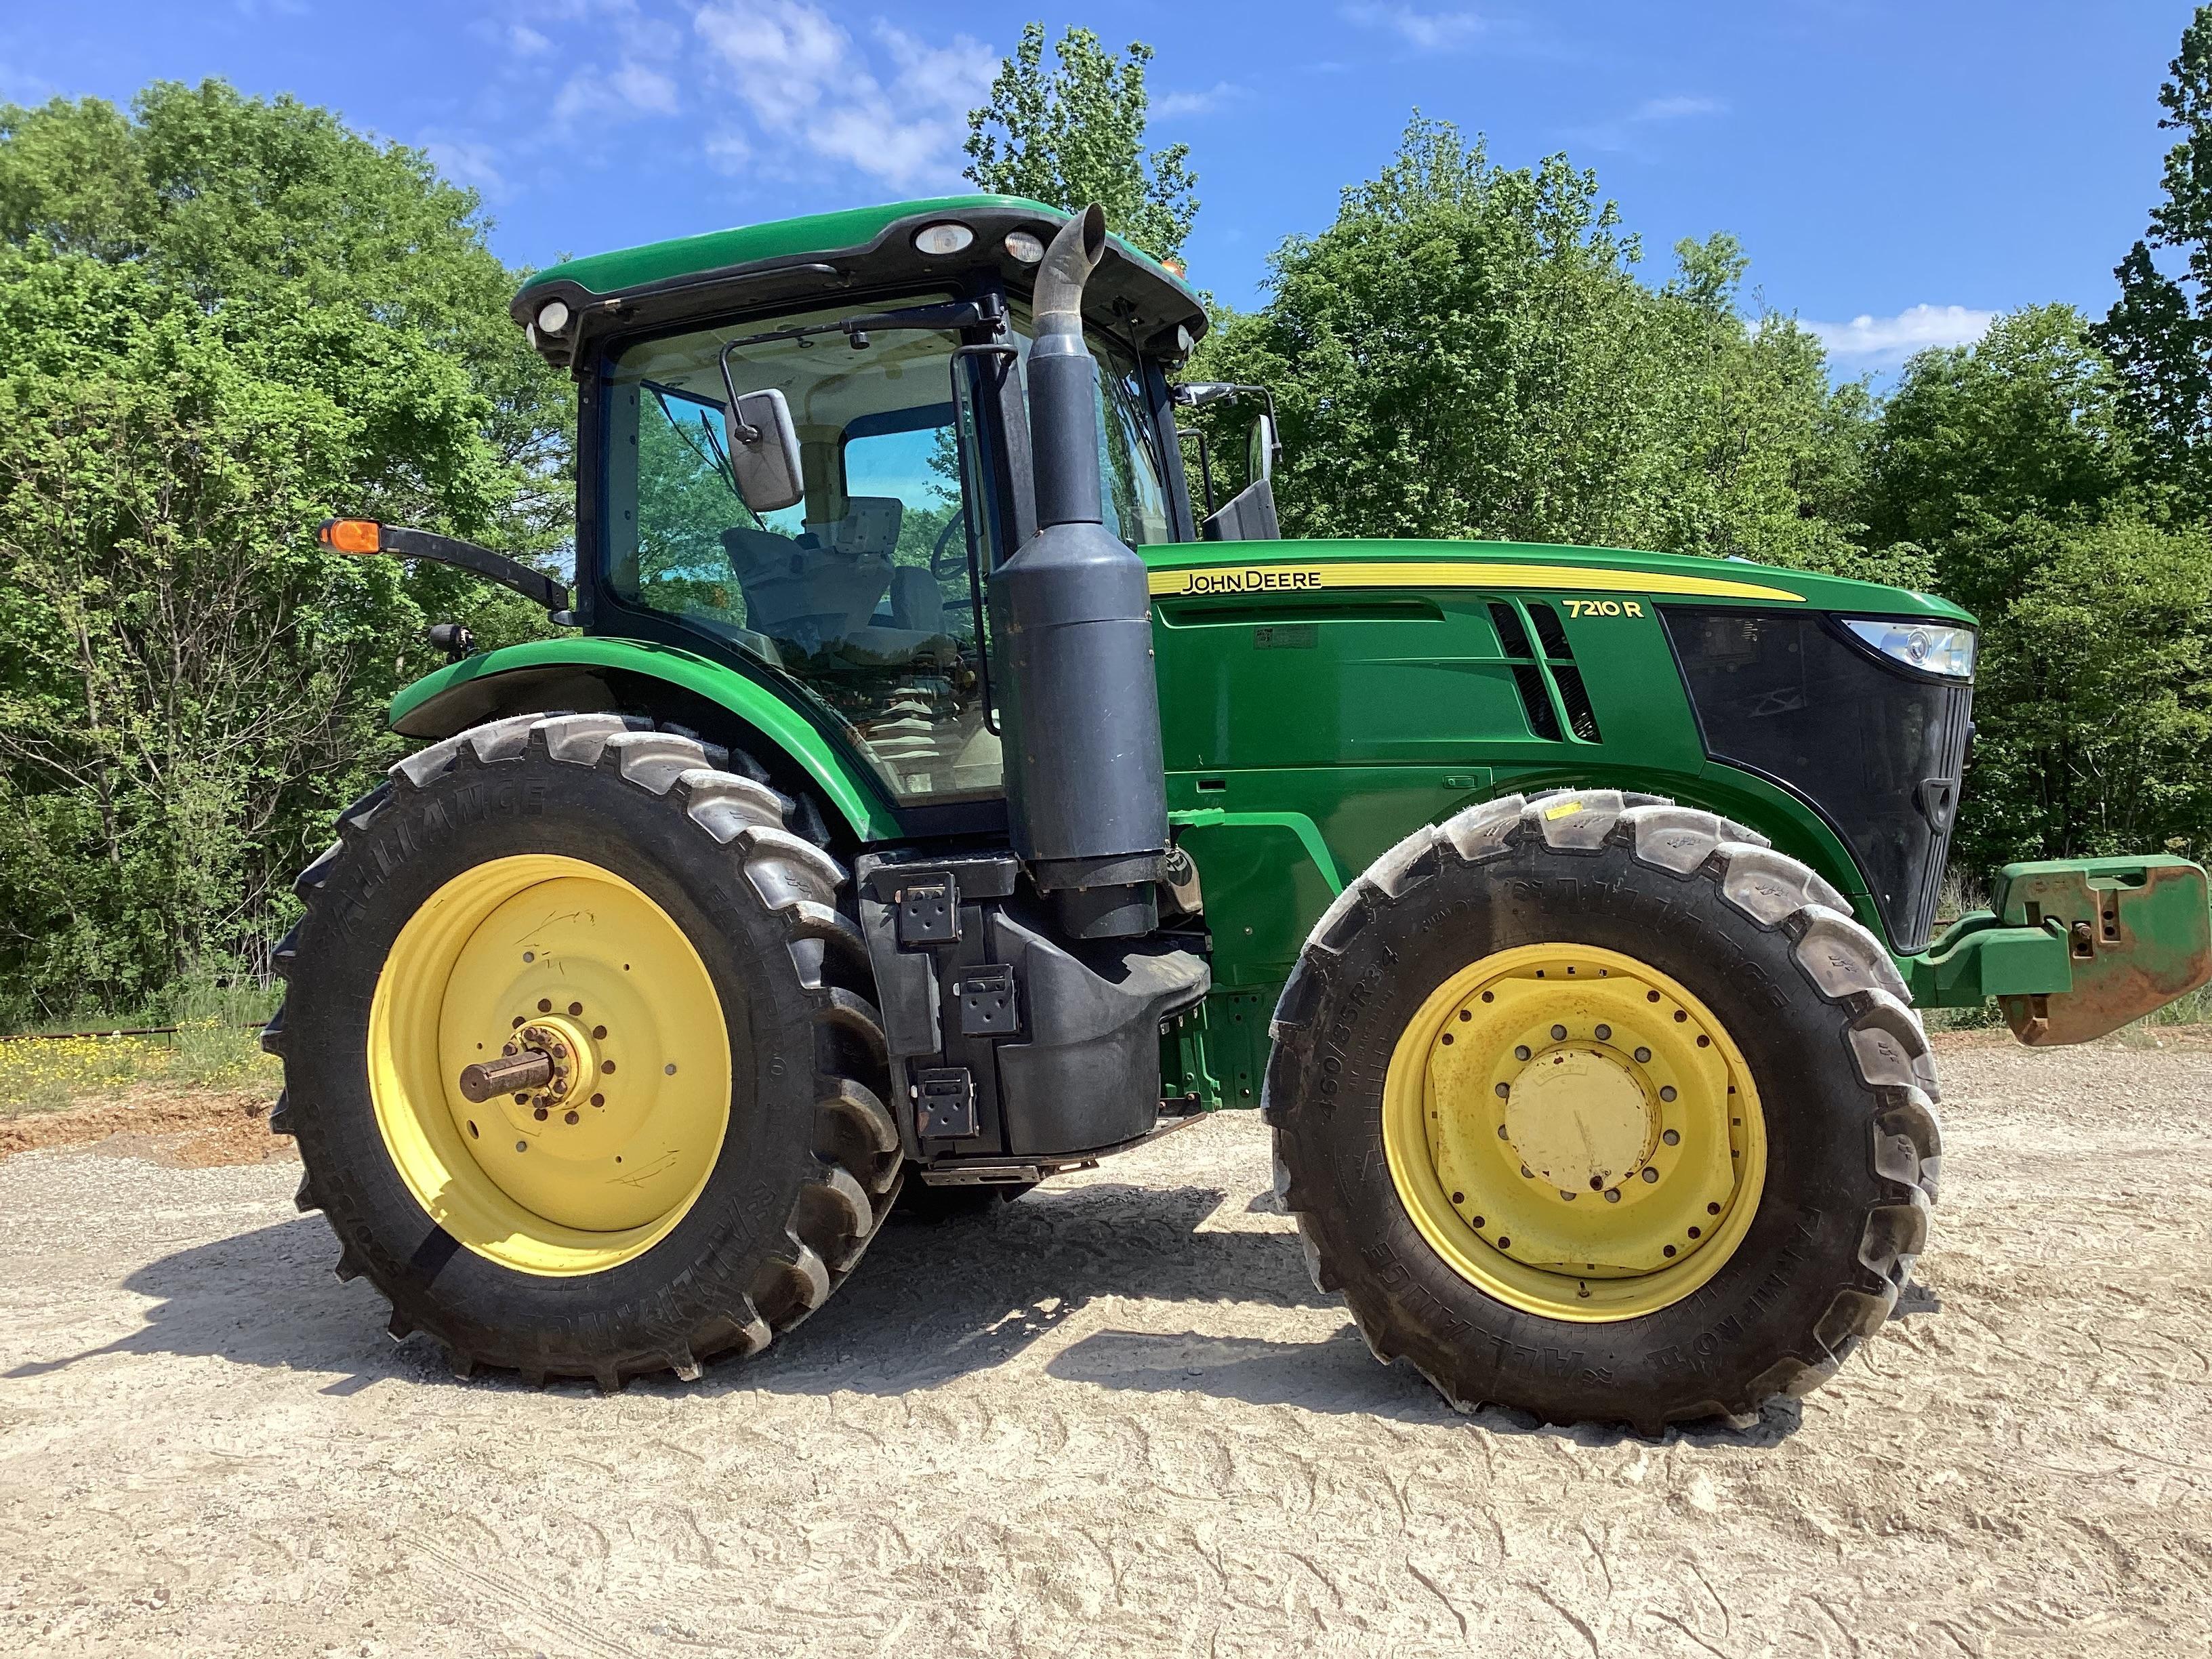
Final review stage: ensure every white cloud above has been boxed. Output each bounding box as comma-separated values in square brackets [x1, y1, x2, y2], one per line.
[1565, 94, 1727, 153]
[422, 138, 506, 196]
[705, 130, 752, 176]
[692, 2, 994, 188]
[552, 58, 680, 123]
[1153, 81, 1246, 119]
[508, 22, 552, 56]
[1342, 4, 1490, 50]
[1633, 95, 1724, 122]
[1805, 304, 1999, 365]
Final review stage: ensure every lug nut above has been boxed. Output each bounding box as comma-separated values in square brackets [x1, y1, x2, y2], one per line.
[1595, 1024, 1611, 1040]
[568, 1002, 583, 1017]
[1641, 1166, 1659, 1183]
[1633, 1046, 1651, 1063]
[1662, 1128, 1680, 1146]
[1660, 1086, 1677, 1103]
[1494, 1082, 1510, 1099]
[565, 1111, 580, 1125]
[538, 999, 552, 1013]
[1515, 1045, 1531, 1061]
[1551, 1025, 1568, 1041]
[1605, 1189, 1621, 1204]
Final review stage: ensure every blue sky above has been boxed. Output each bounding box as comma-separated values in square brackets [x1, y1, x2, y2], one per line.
[7, 2, 2198, 372]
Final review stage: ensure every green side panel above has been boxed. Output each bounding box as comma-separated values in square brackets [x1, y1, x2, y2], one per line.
[1144, 538, 1977, 625]
[517, 193, 1197, 305]
[387, 639, 901, 842]
[1152, 562, 1888, 970]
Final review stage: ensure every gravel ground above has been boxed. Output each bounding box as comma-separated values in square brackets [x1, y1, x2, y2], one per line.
[1, 1036, 2209, 1657]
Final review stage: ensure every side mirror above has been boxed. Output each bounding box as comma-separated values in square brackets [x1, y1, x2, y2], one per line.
[724, 387, 804, 513]
[1246, 411, 1278, 483]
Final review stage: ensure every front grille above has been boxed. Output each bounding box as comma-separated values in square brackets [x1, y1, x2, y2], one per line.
[1662, 608, 1973, 954]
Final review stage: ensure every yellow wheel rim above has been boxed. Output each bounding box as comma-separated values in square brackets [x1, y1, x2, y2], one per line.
[1381, 943, 1767, 1322]
[368, 855, 733, 1277]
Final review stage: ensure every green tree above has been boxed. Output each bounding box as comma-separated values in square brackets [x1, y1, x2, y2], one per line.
[1197, 117, 1875, 571]
[964, 22, 1197, 262]
[1961, 512, 2212, 866]
[1864, 306, 2135, 617]
[1861, 306, 2212, 871]
[0, 82, 565, 1020]
[2099, 5, 2212, 506]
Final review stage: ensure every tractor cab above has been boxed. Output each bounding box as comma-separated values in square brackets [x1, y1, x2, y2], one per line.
[517, 197, 1243, 811]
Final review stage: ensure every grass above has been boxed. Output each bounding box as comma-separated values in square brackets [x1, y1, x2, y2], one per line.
[0, 982, 281, 1118]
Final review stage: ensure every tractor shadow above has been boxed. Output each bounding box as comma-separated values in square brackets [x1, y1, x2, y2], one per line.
[6, 1178, 1851, 1443]
[3, 1209, 438, 1397]
[6, 1181, 1357, 1404]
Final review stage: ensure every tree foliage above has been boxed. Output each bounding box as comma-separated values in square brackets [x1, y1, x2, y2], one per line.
[1870, 308, 2212, 871]
[0, 83, 566, 1020]
[964, 22, 1197, 262]
[2099, 5, 2212, 508]
[1197, 118, 1891, 575]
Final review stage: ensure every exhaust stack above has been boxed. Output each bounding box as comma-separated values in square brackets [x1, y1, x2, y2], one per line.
[989, 205, 1170, 940]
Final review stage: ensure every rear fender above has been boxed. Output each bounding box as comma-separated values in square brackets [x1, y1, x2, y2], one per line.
[388, 639, 900, 842]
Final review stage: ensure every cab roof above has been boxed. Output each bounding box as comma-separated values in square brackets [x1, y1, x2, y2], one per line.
[512, 194, 1208, 372]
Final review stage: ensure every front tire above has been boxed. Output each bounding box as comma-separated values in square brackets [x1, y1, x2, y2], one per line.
[1265, 790, 1942, 1430]
[264, 713, 901, 1385]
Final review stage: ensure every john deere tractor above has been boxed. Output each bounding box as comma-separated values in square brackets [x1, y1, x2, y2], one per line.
[270, 199, 2212, 1429]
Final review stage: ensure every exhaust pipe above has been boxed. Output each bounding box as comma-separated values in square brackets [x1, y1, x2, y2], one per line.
[989, 205, 1170, 940]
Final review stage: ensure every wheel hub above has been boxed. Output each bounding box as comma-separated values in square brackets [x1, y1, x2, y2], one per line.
[1381, 943, 1767, 1321]
[501, 1014, 600, 1120]
[1503, 1043, 1653, 1193]
[369, 855, 732, 1274]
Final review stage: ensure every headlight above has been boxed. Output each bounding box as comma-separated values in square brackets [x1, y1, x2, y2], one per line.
[1003, 228, 1046, 264]
[1843, 617, 1975, 679]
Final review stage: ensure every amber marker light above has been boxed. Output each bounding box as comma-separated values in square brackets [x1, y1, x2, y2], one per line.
[320, 517, 383, 554]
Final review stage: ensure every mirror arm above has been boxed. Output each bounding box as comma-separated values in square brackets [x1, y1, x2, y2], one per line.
[319, 520, 571, 615]
[1176, 425, 1216, 516]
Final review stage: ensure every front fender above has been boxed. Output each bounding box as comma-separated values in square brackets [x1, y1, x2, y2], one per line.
[389, 638, 901, 842]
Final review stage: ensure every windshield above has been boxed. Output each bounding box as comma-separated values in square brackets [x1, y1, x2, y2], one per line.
[1008, 302, 1172, 550]
[602, 296, 1173, 806]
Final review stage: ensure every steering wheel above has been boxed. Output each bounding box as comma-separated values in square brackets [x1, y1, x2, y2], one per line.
[930, 514, 969, 581]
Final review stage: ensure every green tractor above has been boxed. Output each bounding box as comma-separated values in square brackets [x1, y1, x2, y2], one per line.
[270, 199, 2212, 1429]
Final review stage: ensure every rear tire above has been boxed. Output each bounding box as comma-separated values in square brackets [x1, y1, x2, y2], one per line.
[1265, 789, 1942, 1430]
[265, 712, 902, 1385]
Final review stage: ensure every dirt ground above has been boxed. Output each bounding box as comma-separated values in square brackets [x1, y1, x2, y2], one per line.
[1, 1036, 2208, 1658]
